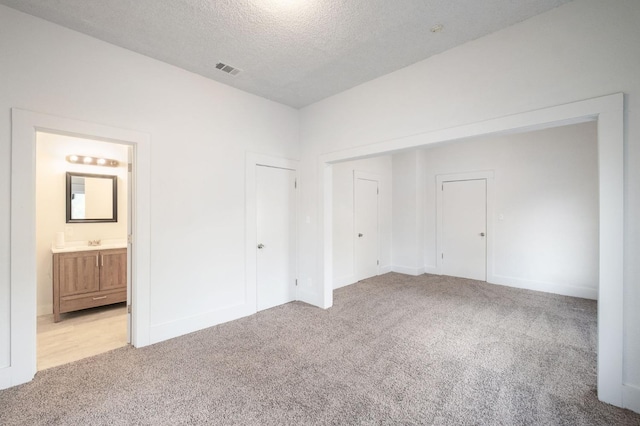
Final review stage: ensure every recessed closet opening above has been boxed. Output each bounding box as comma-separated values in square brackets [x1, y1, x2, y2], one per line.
[322, 93, 624, 406]
[330, 122, 598, 299]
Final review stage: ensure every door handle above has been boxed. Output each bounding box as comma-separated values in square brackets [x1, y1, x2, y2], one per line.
[480, 232, 485, 237]
[257, 243, 265, 249]
[358, 233, 363, 237]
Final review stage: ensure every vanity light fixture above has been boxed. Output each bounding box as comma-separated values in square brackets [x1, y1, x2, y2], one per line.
[66, 155, 119, 168]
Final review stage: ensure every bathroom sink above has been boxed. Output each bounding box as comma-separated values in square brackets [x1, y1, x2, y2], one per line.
[51, 241, 127, 253]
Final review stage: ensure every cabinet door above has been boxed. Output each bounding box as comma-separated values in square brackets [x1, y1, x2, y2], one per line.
[58, 251, 100, 296]
[100, 249, 127, 291]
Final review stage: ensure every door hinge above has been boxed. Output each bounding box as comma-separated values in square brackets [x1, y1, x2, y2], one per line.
[128, 163, 133, 172]
[295, 279, 298, 286]
[127, 234, 132, 244]
[127, 305, 131, 314]
[295, 179, 297, 189]
[441, 253, 444, 259]
[377, 260, 379, 265]
[377, 187, 379, 195]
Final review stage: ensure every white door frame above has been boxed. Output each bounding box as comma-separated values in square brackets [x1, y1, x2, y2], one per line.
[353, 171, 380, 281]
[320, 93, 624, 407]
[126, 145, 134, 344]
[245, 153, 299, 312]
[436, 171, 494, 280]
[5, 109, 151, 389]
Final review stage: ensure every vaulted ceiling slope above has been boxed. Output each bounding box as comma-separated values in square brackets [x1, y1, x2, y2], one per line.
[0, 0, 572, 108]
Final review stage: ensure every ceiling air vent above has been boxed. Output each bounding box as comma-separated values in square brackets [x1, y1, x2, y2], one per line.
[215, 62, 241, 76]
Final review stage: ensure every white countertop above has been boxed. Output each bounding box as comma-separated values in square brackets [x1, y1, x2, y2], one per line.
[51, 240, 127, 254]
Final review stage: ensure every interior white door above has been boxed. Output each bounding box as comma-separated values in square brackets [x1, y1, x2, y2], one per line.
[355, 177, 379, 281]
[442, 179, 487, 280]
[256, 165, 296, 311]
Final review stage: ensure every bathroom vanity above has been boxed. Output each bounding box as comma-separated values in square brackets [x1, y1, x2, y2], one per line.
[52, 245, 127, 322]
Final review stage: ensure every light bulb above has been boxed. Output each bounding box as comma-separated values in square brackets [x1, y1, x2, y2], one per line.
[69, 155, 78, 162]
[83, 157, 93, 164]
[97, 158, 106, 165]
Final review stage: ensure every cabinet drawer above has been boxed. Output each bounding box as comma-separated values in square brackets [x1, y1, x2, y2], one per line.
[60, 290, 126, 314]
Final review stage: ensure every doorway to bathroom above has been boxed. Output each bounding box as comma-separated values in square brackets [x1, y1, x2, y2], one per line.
[35, 131, 131, 371]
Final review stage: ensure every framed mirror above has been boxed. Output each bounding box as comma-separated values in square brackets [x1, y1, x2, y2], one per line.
[66, 172, 117, 223]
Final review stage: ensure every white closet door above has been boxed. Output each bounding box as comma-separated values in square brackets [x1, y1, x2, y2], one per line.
[355, 177, 379, 281]
[442, 179, 487, 281]
[256, 165, 296, 311]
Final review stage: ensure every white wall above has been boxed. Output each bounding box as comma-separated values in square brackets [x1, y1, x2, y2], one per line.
[391, 122, 598, 298]
[299, 0, 640, 396]
[391, 150, 426, 276]
[2, 0, 639, 408]
[0, 5, 299, 370]
[332, 156, 392, 288]
[35, 132, 129, 316]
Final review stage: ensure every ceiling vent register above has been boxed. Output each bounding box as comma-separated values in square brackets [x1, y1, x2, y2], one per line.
[215, 62, 241, 76]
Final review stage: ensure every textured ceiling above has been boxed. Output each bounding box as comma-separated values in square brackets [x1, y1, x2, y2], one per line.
[0, 0, 572, 108]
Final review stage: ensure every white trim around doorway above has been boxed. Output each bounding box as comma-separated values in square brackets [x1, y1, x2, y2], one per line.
[4, 109, 151, 390]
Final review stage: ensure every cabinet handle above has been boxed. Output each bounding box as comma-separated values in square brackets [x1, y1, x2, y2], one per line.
[92, 296, 108, 300]
[101, 254, 104, 267]
[96, 255, 99, 267]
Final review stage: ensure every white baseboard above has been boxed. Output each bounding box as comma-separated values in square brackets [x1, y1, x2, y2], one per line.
[37, 303, 53, 317]
[0, 364, 35, 390]
[424, 265, 438, 274]
[623, 384, 640, 414]
[391, 265, 426, 276]
[334, 274, 356, 289]
[379, 265, 392, 274]
[149, 302, 254, 344]
[297, 286, 326, 308]
[149, 282, 330, 345]
[490, 274, 598, 300]
[334, 266, 392, 290]
[0, 367, 11, 390]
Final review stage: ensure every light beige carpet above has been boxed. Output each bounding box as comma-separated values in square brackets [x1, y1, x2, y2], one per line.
[1, 273, 639, 425]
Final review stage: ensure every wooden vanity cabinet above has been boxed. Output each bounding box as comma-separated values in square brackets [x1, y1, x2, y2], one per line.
[53, 248, 127, 322]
